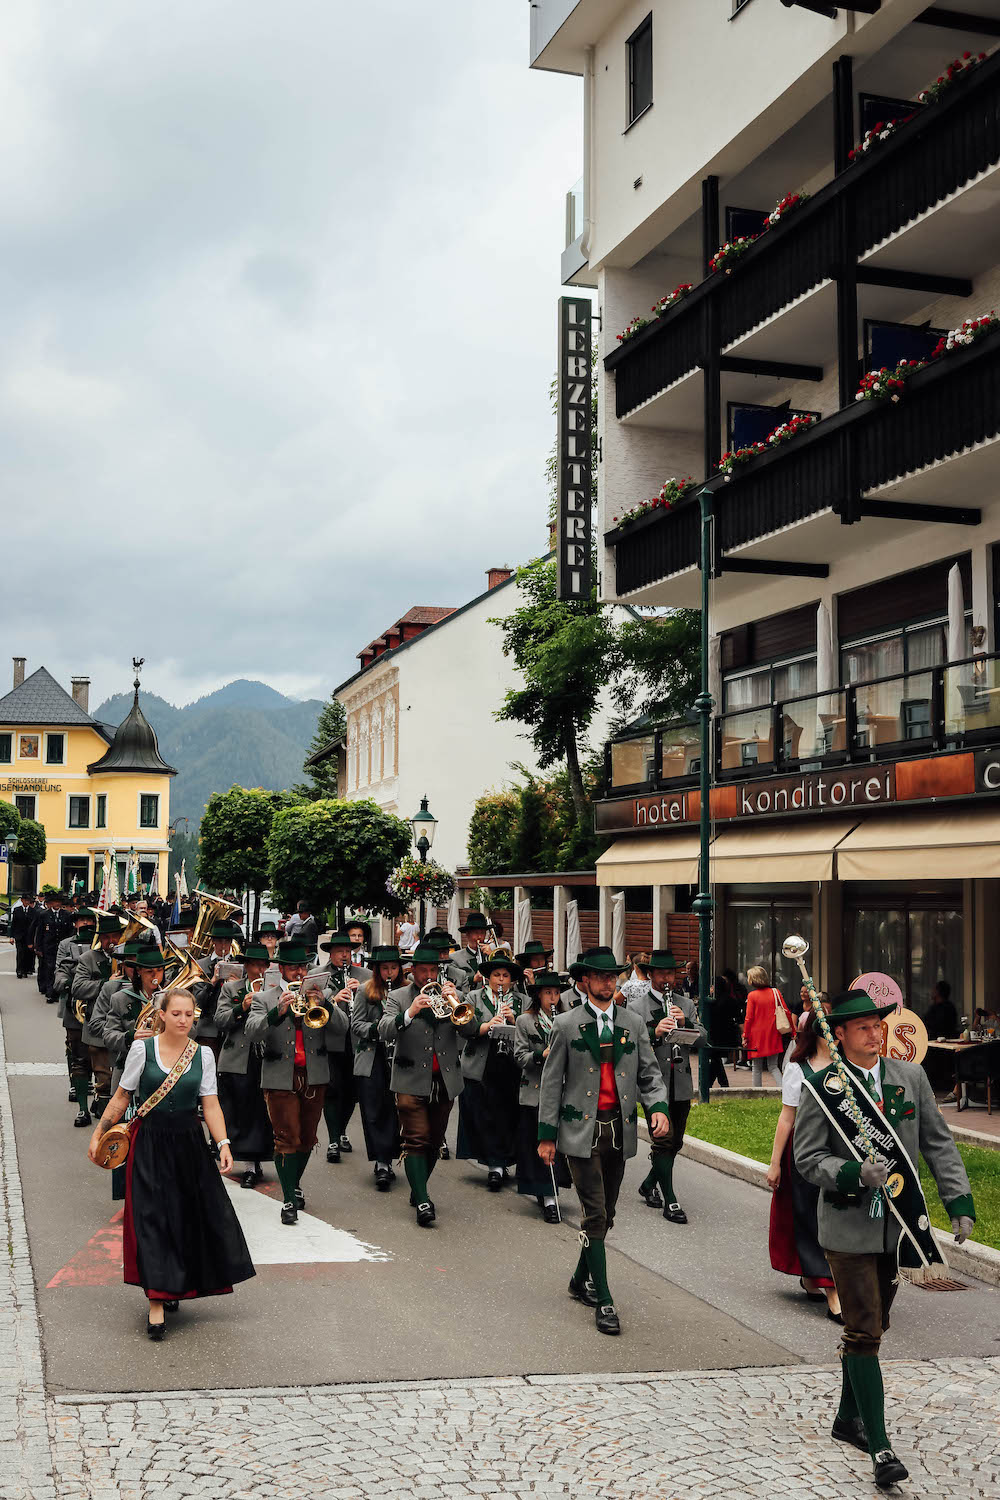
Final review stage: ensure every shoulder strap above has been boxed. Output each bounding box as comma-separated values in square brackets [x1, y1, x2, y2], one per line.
[136, 1039, 198, 1119]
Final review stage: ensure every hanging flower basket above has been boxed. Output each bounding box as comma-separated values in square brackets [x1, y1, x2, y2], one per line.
[918, 51, 987, 105]
[386, 855, 455, 905]
[616, 314, 651, 343]
[611, 476, 694, 529]
[855, 360, 926, 404]
[653, 283, 693, 316]
[933, 311, 999, 357]
[765, 191, 810, 229]
[709, 235, 759, 276]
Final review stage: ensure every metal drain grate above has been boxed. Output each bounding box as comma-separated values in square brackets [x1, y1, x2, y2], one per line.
[903, 1275, 969, 1292]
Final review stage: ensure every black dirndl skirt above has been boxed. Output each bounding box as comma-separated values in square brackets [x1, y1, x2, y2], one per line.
[515, 1104, 571, 1197]
[356, 1047, 401, 1163]
[123, 1109, 256, 1299]
[456, 1049, 520, 1168]
[218, 1054, 274, 1164]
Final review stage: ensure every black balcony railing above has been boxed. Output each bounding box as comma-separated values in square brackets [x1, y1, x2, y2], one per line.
[608, 323, 1000, 594]
[605, 47, 1000, 421]
[604, 655, 1000, 796]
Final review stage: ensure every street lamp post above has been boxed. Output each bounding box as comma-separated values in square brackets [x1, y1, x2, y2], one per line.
[4, 831, 19, 922]
[694, 487, 715, 1104]
[409, 795, 438, 940]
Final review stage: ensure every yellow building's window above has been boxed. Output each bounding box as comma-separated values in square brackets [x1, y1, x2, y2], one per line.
[96, 794, 107, 829]
[0, 733, 11, 764]
[68, 796, 90, 830]
[45, 733, 65, 765]
[139, 794, 159, 829]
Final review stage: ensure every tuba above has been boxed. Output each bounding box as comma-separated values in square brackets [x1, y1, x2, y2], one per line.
[189, 891, 242, 959]
[419, 980, 475, 1027]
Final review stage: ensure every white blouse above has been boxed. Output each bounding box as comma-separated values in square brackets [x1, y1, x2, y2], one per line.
[120, 1038, 218, 1097]
[781, 1059, 805, 1109]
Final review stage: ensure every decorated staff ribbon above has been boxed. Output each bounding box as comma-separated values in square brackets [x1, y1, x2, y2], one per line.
[802, 1066, 948, 1282]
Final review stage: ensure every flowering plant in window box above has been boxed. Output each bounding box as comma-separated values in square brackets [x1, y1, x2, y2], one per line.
[933, 311, 999, 357]
[717, 441, 767, 479]
[918, 51, 987, 106]
[611, 476, 694, 528]
[765, 191, 810, 229]
[855, 360, 926, 403]
[653, 283, 693, 316]
[616, 313, 650, 343]
[709, 235, 759, 276]
[849, 116, 912, 161]
[766, 412, 818, 446]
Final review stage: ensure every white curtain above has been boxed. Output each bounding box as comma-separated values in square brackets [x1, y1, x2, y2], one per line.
[947, 564, 966, 664]
[447, 890, 460, 940]
[515, 897, 533, 953]
[566, 899, 582, 969]
[611, 892, 626, 963]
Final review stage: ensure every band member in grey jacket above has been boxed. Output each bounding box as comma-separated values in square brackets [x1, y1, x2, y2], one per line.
[378, 945, 479, 1226]
[445, 913, 493, 992]
[538, 951, 670, 1336]
[634, 948, 706, 1224]
[351, 945, 403, 1191]
[246, 940, 348, 1225]
[216, 943, 274, 1189]
[56, 909, 98, 1125]
[513, 970, 570, 1222]
[71, 914, 122, 1122]
[312, 930, 371, 1163]
[457, 958, 525, 1191]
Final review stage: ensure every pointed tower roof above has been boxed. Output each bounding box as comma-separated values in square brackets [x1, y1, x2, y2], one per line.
[88, 660, 177, 776]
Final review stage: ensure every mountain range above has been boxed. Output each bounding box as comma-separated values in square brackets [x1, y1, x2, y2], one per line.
[93, 679, 324, 828]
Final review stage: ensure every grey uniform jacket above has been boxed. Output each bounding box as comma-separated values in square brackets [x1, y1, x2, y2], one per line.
[537, 1001, 669, 1159]
[460, 988, 528, 1083]
[216, 980, 260, 1076]
[103, 985, 149, 1068]
[192, 955, 222, 1040]
[54, 938, 88, 1023]
[245, 984, 348, 1089]
[513, 1010, 554, 1108]
[794, 1057, 974, 1255]
[557, 984, 585, 1015]
[378, 983, 479, 1100]
[445, 947, 488, 993]
[90, 975, 127, 1051]
[307, 962, 372, 1053]
[636, 986, 706, 1104]
[72, 949, 115, 1048]
[351, 979, 390, 1079]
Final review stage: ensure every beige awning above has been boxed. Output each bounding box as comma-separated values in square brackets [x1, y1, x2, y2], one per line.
[835, 808, 1000, 881]
[596, 833, 704, 887]
[709, 818, 858, 884]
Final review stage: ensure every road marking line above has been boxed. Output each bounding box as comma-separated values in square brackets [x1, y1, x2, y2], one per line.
[222, 1178, 392, 1265]
[7, 1062, 67, 1075]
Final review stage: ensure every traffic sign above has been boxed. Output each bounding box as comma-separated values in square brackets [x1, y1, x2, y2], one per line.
[0, 843, 8, 863]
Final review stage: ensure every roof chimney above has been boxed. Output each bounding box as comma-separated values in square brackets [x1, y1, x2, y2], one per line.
[12, 658, 25, 688]
[487, 566, 513, 591]
[71, 676, 91, 714]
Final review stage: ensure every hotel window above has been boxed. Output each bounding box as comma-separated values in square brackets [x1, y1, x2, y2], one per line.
[95, 794, 107, 829]
[14, 795, 35, 820]
[0, 733, 10, 764]
[68, 795, 90, 829]
[626, 15, 653, 127]
[45, 733, 65, 765]
[139, 793, 159, 828]
[722, 653, 817, 712]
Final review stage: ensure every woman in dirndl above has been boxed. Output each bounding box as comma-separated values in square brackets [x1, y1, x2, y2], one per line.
[215, 943, 275, 1188]
[88, 985, 255, 1340]
[457, 957, 524, 1191]
[351, 945, 403, 1191]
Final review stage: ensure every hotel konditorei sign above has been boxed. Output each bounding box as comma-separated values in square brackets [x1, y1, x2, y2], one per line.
[0, 777, 62, 794]
[555, 296, 592, 600]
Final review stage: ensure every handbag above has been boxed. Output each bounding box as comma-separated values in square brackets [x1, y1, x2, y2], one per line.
[93, 1039, 198, 1169]
[773, 987, 794, 1037]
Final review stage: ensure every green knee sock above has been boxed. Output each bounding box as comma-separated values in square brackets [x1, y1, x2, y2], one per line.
[294, 1150, 311, 1185]
[323, 1097, 340, 1142]
[425, 1149, 438, 1182]
[274, 1154, 298, 1204]
[584, 1239, 612, 1304]
[837, 1359, 859, 1423]
[404, 1153, 428, 1204]
[652, 1152, 675, 1202]
[639, 1166, 656, 1193]
[843, 1354, 889, 1456]
[573, 1248, 589, 1284]
[73, 1078, 90, 1114]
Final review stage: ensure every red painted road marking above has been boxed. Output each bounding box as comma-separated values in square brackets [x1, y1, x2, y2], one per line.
[47, 1211, 124, 1287]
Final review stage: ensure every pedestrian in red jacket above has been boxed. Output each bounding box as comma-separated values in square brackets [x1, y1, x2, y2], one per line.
[742, 965, 794, 1088]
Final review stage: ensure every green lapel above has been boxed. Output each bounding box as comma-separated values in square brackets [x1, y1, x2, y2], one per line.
[574, 1017, 601, 1064]
[613, 1007, 635, 1064]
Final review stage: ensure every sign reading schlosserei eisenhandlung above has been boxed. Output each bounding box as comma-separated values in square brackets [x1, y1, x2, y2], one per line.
[555, 296, 592, 601]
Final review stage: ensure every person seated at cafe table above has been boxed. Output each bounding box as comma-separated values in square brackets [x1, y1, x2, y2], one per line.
[925, 981, 958, 1041]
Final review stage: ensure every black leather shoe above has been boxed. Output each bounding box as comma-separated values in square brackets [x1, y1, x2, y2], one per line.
[487, 1170, 503, 1192]
[240, 1169, 260, 1189]
[73, 1109, 91, 1127]
[831, 1415, 868, 1454]
[163, 1300, 179, 1313]
[90, 1102, 102, 1119]
[293, 1187, 305, 1210]
[416, 1200, 436, 1227]
[872, 1450, 908, 1489]
[439, 1143, 450, 1160]
[663, 1201, 688, 1224]
[326, 1143, 341, 1164]
[374, 1166, 391, 1192]
[568, 1275, 600, 1308]
[543, 1203, 560, 1224]
[339, 1135, 352, 1153]
[826, 1308, 845, 1324]
[595, 1303, 621, 1335]
[68, 1089, 77, 1104]
[280, 1201, 298, 1225]
[146, 1316, 165, 1342]
[638, 1182, 663, 1209]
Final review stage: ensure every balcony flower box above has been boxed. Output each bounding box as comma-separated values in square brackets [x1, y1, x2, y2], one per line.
[918, 51, 988, 106]
[855, 360, 926, 403]
[610, 476, 694, 530]
[933, 311, 999, 357]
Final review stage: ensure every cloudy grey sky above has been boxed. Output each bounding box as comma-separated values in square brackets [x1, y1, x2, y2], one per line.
[2, 2, 581, 708]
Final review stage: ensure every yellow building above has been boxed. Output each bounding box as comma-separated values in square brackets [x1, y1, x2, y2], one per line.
[0, 658, 175, 894]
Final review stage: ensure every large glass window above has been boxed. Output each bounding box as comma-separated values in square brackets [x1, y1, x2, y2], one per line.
[45, 733, 65, 764]
[725, 890, 814, 1014]
[846, 888, 963, 1022]
[139, 793, 159, 828]
[68, 796, 90, 829]
[0, 733, 11, 764]
[723, 654, 816, 712]
[14, 795, 35, 820]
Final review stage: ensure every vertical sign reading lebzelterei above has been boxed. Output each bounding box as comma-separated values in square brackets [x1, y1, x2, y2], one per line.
[556, 296, 592, 599]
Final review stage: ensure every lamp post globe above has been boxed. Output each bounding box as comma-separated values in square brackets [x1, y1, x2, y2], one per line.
[409, 796, 438, 938]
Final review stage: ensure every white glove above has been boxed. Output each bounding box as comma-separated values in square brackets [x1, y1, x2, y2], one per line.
[859, 1157, 889, 1189]
[951, 1216, 975, 1244]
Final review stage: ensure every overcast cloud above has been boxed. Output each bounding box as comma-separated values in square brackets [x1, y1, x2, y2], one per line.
[1, 1, 581, 708]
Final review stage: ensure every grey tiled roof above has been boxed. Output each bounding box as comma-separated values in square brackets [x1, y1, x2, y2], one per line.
[0, 667, 109, 735]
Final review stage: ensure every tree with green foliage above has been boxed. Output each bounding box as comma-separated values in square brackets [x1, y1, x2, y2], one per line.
[293, 693, 348, 800]
[467, 790, 519, 879]
[199, 786, 295, 931]
[268, 798, 410, 920]
[0, 802, 19, 842]
[14, 819, 46, 869]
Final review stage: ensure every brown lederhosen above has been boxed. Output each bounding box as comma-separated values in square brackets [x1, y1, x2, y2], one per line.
[88, 1046, 112, 1101]
[263, 1066, 325, 1155]
[396, 1075, 452, 1158]
[824, 1249, 900, 1358]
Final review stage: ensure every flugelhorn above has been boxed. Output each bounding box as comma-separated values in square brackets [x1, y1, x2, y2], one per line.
[284, 980, 329, 1030]
[419, 980, 475, 1027]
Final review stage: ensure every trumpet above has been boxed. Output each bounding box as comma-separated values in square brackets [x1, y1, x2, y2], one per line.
[419, 980, 475, 1027]
[283, 980, 329, 1030]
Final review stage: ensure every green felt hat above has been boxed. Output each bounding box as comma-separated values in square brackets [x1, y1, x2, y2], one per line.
[516, 940, 553, 963]
[96, 914, 121, 935]
[649, 949, 678, 970]
[569, 946, 617, 979]
[460, 913, 489, 932]
[478, 956, 523, 982]
[256, 921, 279, 934]
[132, 945, 165, 970]
[422, 932, 456, 952]
[276, 940, 310, 965]
[410, 945, 445, 966]
[242, 943, 270, 963]
[529, 970, 564, 992]
[827, 990, 898, 1026]
[319, 930, 353, 951]
[117, 939, 145, 960]
[210, 921, 241, 940]
[574, 950, 620, 977]
[370, 945, 402, 965]
[169, 909, 196, 931]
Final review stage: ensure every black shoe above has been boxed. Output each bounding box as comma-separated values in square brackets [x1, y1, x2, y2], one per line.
[280, 1201, 298, 1225]
[872, 1450, 908, 1489]
[663, 1201, 688, 1224]
[68, 1089, 76, 1105]
[374, 1166, 391, 1192]
[146, 1316, 165, 1342]
[90, 1102, 102, 1119]
[543, 1203, 560, 1224]
[568, 1275, 600, 1308]
[831, 1415, 869, 1454]
[163, 1300, 180, 1313]
[326, 1143, 341, 1164]
[826, 1308, 845, 1325]
[293, 1187, 305, 1210]
[595, 1303, 621, 1336]
[800, 1276, 826, 1303]
[439, 1143, 450, 1160]
[638, 1182, 663, 1209]
[73, 1109, 91, 1127]
[46, 996, 58, 1004]
[240, 1169, 260, 1189]
[339, 1135, 352, 1152]
[416, 1200, 435, 1227]
[487, 1169, 503, 1192]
